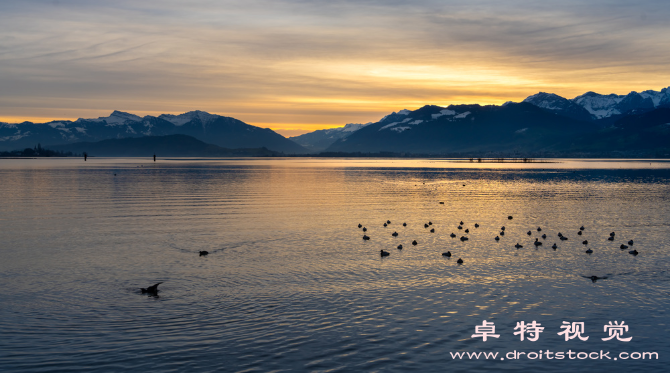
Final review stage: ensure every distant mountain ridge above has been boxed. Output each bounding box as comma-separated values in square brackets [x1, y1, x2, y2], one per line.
[289, 86, 670, 155]
[0, 110, 307, 153]
[523, 86, 670, 120]
[289, 122, 372, 152]
[3, 85, 669, 156]
[321, 100, 670, 156]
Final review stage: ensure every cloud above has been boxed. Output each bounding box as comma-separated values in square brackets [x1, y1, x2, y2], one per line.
[1, 0, 669, 133]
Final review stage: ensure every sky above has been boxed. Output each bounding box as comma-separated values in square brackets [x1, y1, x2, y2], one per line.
[1, 0, 670, 137]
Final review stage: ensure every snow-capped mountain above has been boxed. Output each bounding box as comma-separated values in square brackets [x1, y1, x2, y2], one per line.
[322, 100, 670, 156]
[523, 86, 670, 120]
[289, 122, 373, 152]
[0, 110, 307, 153]
[522, 92, 593, 121]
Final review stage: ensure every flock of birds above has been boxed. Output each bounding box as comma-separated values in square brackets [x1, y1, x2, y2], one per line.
[358, 214, 641, 269]
[138, 214, 642, 295]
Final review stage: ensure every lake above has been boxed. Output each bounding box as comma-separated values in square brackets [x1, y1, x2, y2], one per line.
[1, 158, 669, 372]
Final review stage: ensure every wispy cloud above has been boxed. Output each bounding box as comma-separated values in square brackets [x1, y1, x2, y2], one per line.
[1, 0, 669, 134]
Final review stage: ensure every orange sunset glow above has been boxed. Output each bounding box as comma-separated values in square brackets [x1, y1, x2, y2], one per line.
[1, 1, 669, 136]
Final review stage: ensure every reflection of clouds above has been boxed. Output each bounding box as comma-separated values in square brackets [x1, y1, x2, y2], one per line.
[1, 0, 669, 131]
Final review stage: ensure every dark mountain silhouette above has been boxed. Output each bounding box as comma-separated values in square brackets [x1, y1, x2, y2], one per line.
[49, 134, 281, 157]
[322, 103, 670, 156]
[325, 103, 595, 154]
[0, 110, 307, 153]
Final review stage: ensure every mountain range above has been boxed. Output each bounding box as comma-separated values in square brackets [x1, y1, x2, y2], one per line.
[0, 110, 307, 153]
[316, 86, 670, 156]
[289, 122, 372, 152]
[2, 86, 669, 156]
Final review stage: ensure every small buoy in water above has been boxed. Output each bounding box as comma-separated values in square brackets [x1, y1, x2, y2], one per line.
[629, 249, 638, 256]
[586, 275, 608, 282]
[442, 251, 452, 257]
[585, 248, 593, 254]
[515, 243, 523, 249]
[397, 244, 403, 250]
[392, 232, 398, 237]
[457, 258, 464, 264]
[450, 233, 456, 238]
[412, 240, 418, 245]
[552, 243, 557, 250]
[199, 251, 209, 256]
[380, 250, 390, 257]
[508, 216, 513, 220]
[495, 236, 500, 241]
[363, 235, 370, 240]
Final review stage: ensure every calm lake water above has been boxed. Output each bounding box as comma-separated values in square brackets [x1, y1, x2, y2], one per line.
[1, 158, 669, 372]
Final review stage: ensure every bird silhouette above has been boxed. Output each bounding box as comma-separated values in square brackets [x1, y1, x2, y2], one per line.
[141, 282, 162, 295]
[199, 251, 209, 256]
